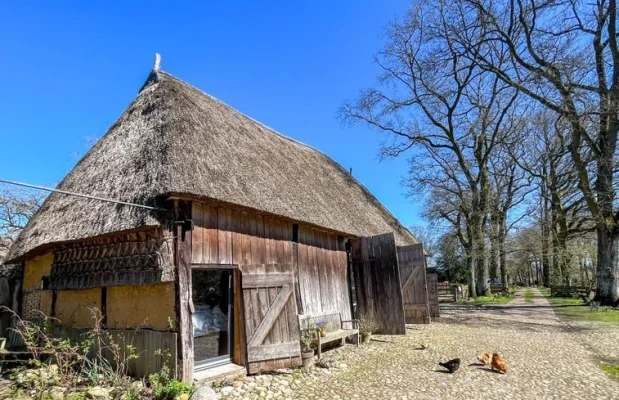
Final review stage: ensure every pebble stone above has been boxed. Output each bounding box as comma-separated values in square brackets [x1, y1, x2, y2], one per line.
[211, 289, 618, 400]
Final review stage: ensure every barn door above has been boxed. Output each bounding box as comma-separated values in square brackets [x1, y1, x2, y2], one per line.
[426, 273, 440, 318]
[350, 232, 406, 335]
[397, 244, 430, 324]
[241, 271, 301, 373]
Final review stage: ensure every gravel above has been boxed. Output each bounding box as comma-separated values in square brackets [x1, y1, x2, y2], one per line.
[213, 288, 619, 400]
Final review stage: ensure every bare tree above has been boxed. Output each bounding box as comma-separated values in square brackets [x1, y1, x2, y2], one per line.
[509, 111, 593, 287]
[341, 0, 519, 296]
[0, 188, 44, 262]
[450, 0, 619, 304]
[488, 147, 532, 285]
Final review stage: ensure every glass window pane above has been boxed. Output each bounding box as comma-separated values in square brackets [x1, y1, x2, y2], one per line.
[192, 269, 231, 364]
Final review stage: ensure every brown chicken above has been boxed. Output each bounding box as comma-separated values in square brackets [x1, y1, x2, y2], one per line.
[478, 352, 492, 365]
[491, 353, 507, 373]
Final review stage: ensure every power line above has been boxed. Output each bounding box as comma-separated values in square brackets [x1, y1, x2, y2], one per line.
[0, 178, 168, 212]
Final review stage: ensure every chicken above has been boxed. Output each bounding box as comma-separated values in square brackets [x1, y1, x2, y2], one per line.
[491, 353, 507, 373]
[478, 352, 492, 365]
[439, 358, 461, 373]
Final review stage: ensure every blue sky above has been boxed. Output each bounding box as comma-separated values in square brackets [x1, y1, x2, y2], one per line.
[0, 0, 423, 228]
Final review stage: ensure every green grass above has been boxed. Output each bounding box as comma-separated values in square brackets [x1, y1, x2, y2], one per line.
[524, 288, 534, 303]
[457, 295, 513, 306]
[601, 363, 619, 380]
[545, 296, 619, 324]
[539, 287, 551, 297]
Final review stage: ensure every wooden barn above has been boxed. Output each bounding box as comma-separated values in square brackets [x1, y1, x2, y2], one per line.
[4, 57, 434, 382]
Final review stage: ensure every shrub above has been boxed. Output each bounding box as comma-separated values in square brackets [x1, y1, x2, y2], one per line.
[153, 380, 195, 400]
[358, 313, 380, 334]
[6, 307, 144, 397]
[299, 317, 317, 352]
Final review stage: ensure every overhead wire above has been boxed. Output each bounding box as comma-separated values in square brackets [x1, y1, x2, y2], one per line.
[0, 178, 168, 212]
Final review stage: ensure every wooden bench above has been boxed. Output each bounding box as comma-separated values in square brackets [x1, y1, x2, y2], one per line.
[298, 312, 359, 360]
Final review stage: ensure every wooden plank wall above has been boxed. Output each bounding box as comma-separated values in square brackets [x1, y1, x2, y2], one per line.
[297, 226, 351, 321]
[51, 326, 177, 378]
[426, 274, 440, 318]
[397, 244, 430, 324]
[191, 202, 352, 370]
[351, 233, 406, 335]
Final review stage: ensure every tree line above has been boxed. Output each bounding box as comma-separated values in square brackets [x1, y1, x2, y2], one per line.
[342, 0, 619, 305]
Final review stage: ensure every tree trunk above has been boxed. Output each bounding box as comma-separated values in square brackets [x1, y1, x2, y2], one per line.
[596, 227, 619, 306]
[468, 209, 489, 297]
[499, 218, 508, 286]
[594, 130, 619, 305]
[466, 249, 477, 298]
[557, 233, 571, 286]
[541, 178, 551, 287]
[489, 217, 499, 281]
[473, 221, 490, 296]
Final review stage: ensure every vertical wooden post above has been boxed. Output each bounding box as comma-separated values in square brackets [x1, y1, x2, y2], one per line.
[291, 224, 304, 314]
[100, 287, 108, 327]
[173, 200, 194, 383]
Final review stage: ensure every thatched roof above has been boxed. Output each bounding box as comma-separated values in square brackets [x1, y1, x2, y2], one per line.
[6, 65, 417, 262]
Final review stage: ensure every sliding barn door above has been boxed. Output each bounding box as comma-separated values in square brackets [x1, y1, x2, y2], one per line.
[241, 271, 301, 373]
[351, 232, 406, 334]
[397, 244, 430, 324]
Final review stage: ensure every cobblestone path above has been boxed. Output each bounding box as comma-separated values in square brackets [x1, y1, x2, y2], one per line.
[218, 289, 618, 400]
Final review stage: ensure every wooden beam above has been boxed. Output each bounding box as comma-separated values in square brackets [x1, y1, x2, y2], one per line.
[401, 268, 417, 292]
[101, 287, 107, 327]
[242, 273, 293, 289]
[191, 263, 239, 269]
[404, 304, 429, 311]
[51, 290, 58, 318]
[173, 201, 194, 383]
[248, 341, 300, 361]
[248, 284, 291, 347]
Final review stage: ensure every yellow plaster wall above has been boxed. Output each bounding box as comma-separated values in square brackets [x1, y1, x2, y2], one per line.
[107, 283, 176, 330]
[38, 290, 54, 317]
[23, 253, 54, 291]
[56, 288, 101, 328]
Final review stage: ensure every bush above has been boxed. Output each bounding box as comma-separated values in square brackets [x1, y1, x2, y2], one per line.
[358, 312, 380, 334]
[153, 380, 195, 400]
[6, 308, 144, 398]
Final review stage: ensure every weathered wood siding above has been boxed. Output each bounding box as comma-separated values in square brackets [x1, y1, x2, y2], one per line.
[191, 202, 352, 372]
[51, 327, 177, 378]
[297, 226, 351, 320]
[351, 233, 406, 335]
[397, 244, 430, 324]
[426, 273, 440, 318]
[241, 272, 301, 374]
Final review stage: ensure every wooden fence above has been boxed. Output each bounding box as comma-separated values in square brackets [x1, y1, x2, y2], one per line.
[437, 283, 459, 302]
[8, 323, 177, 378]
[550, 286, 593, 299]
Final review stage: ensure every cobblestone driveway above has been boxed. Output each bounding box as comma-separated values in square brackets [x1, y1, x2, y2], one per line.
[219, 289, 618, 400]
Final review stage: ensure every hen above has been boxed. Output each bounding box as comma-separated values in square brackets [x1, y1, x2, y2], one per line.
[491, 353, 507, 373]
[478, 352, 492, 365]
[439, 358, 461, 373]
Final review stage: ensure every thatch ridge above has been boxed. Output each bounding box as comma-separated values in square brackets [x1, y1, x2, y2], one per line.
[6, 69, 417, 262]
